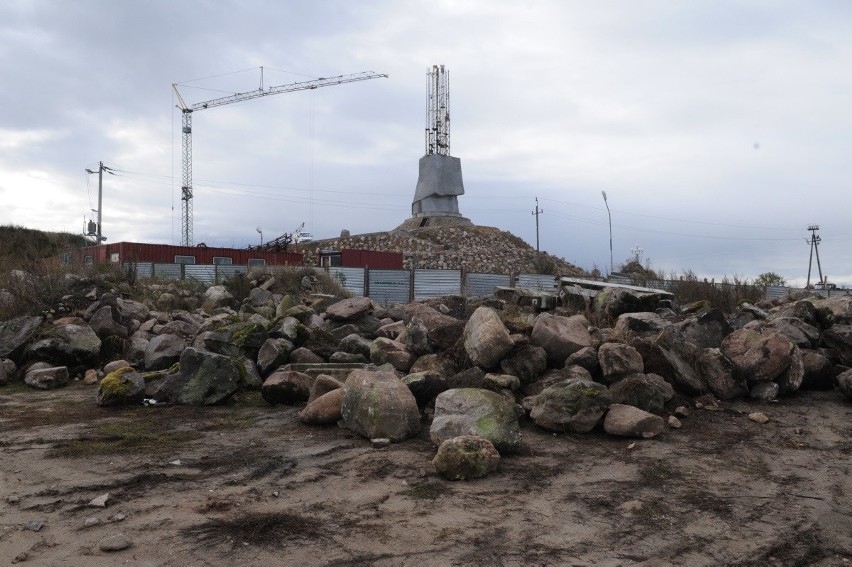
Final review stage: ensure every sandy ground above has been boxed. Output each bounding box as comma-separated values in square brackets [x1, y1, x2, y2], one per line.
[0, 382, 850, 566]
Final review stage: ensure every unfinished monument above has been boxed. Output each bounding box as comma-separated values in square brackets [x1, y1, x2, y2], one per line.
[407, 65, 471, 228]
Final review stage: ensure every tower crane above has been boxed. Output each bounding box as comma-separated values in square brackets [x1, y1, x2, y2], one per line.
[172, 69, 388, 246]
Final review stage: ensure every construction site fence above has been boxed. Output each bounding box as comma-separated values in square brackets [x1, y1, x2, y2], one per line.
[123, 262, 849, 304]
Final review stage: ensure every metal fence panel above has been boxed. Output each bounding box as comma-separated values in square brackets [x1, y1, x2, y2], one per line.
[516, 273, 559, 291]
[153, 263, 182, 280]
[329, 267, 366, 296]
[466, 272, 511, 297]
[368, 269, 410, 306]
[185, 265, 216, 284]
[216, 265, 247, 283]
[414, 269, 461, 301]
[124, 262, 153, 278]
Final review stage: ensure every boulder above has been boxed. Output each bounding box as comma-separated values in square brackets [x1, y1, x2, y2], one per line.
[143, 334, 186, 371]
[402, 370, 448, 407]
[603, 404, 665, 438]
[530, 313, 592, 366]
[404, 316, 432, 356]
[202, 285, 235, 311]
[564, 346, 599, 374]
[775, 345, 804, 395]
[430, 388, 521, 453]
[836, 369, 852, 402]
[644, 329, 709, 395]
[340, 370, 420, 442]
[500, 344, 548, 385]
[402, 304, 464, 349]
[165, 348, 243, 405]
[288, 347, 324, 364]
[24, 365, 69, 390]
[326, 296, 373, 322]
[675, 308, 731, 349]
[376, 320, 406, 339]
[307, 374, 344, 403]
[463, 307, 514, 369]
[595, 287, 660, 320]
[256, 338, 295, 376]
[261, 370, 315, 405]
[597, 343, 644, 385]
[97, 367, 146, 407]
[268, 317, 307, 345]
[530, 379, 611, 433]
[483, 373, 520, 392]
[613, 312, 669, 337]
[89, 306, 129, 339]
[25, 323, 102, 369]
[608, 373, 672, 415]
[0, 360, 7, 386]
[369, 337, 415, 372]
[822, 324, 852, 366]
[299, 388, 344, 425]
[447, 366, 486, 389]
[432, 435, 501, 480]
[749, 381, 779, 402]
[339, 333, 373, 358]
[759, 317, 820, 349]
[524, 366, 592, 397]
[800, 350, 835, 390]
[721, 329, 796, 385]
[697, 348, 747, 400]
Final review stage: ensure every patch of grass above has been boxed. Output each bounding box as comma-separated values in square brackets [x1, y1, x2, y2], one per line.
[48, 418, 201, 457]
[181, 511, 326, 549]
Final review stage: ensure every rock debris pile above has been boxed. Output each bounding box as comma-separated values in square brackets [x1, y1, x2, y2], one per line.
[1, 270, 851, 481]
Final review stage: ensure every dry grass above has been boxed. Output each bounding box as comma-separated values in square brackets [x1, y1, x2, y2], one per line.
[181, 511, 327, 549]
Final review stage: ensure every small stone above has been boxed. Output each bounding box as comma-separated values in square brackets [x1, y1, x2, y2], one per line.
[88, 493, 110, 507]
[674, 406, 690, 418]
[84, 517, 101, 528]
[749, 412, 770, 424]
[168, 459, 181, 466]
[371, 438, 391, 449]
[99, 533, 132, 552]
[13, 551, 28, 562]
[26, 520, 44, 532]
[668, 415, 682, 429]
[627, 442, 636, 450]
[271, 491, 280, 498]
[112, 513, 126, 522]
[7, 495, 20, 504]
[695, 401, 704, 409]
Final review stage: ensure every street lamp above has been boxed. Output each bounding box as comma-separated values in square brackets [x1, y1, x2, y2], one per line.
[602, 191, 613, 273]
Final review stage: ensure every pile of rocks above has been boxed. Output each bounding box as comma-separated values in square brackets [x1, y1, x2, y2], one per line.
[1, 271, 851, 481]
[294, 224, 585, 275]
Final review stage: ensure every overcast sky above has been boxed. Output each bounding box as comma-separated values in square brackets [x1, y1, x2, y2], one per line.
[2, 1, 851, 286]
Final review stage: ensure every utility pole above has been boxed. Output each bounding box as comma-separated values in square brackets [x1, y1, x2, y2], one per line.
[85, 161, 114, 244]
[602, 191, 613, 272]
[531, 197, 543, 252]
[806, 224, 824, 288]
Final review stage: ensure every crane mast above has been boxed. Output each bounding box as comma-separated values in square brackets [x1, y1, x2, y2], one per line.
[172, 70, 388, 246]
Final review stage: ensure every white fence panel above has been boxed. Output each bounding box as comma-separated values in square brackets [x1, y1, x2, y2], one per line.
[185, 265, 216, 284]
[368, 269, 410, 306]
[153, 263, 182, 280]
[125, 262, 153, 278]
[466, 272, 511, 297]
[329, 267, 366, 296]
[516, 273, 559, 291]
[414, 269, 461, 301]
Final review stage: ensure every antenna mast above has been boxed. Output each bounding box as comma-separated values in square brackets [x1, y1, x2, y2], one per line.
[425, 65, 450, 156]
[806, 224, 824, 288]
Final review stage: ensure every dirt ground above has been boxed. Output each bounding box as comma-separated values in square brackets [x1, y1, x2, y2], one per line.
[0, 383, 849, 566]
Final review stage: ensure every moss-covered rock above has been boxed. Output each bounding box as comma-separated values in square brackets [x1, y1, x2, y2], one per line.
[340, 369, 420, 442]
[430, 388, 521, 453]
[97, 366, 145, 407]
[433, 435, 500, 481]
[530, 379, 611, 433]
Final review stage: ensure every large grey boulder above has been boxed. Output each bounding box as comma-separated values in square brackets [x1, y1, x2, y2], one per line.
[675, 308, 731, 349]
[369, 337, 415, 372]
[603, 404, 665, 438]
[299, 388, 344, 425]
[800, 350, 835, 390]
[721, 329, 796, 385]
[256, 338, 294, 376]
[144, 334, 186, 371]
[202, 285, 235, 311]
[463, 307, 514, 369]
[608, 373, 672, 415]
[339, 333, 373, 358]
[530, 379, 611, 433]
[500, 344, 548, 385]
[97, 367, 146, 407]
[530, 313, 592, 366]
[402, 303, 464, 350]
[340, 370, 420, 442]
[269, 317, 307, 345]
[614, 312, 669, 337]
[432, 435, 501, 480]
[640, 328, 708, 395]
[759, 317, 820, 349]
[403, 370, 448, 407]
[597, 342, 644, 385]
[822, 324, 852, 366]
[404, 316, 432, 356]
[25, 322, 101, 368]
[595, 287, 660, 320]
[261, 370, 315, 405]
[836, 369, 852, 402]
[153, 347, 243, 405]
[24, 364, 69, 390]
[697, 348, 747, 400]
[430, 388, 521, 453]
[326, 296, 373, 322]
[89, 306, 129, 339]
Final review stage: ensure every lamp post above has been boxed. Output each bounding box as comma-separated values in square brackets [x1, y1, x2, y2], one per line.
[602, 190, 613, 273]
